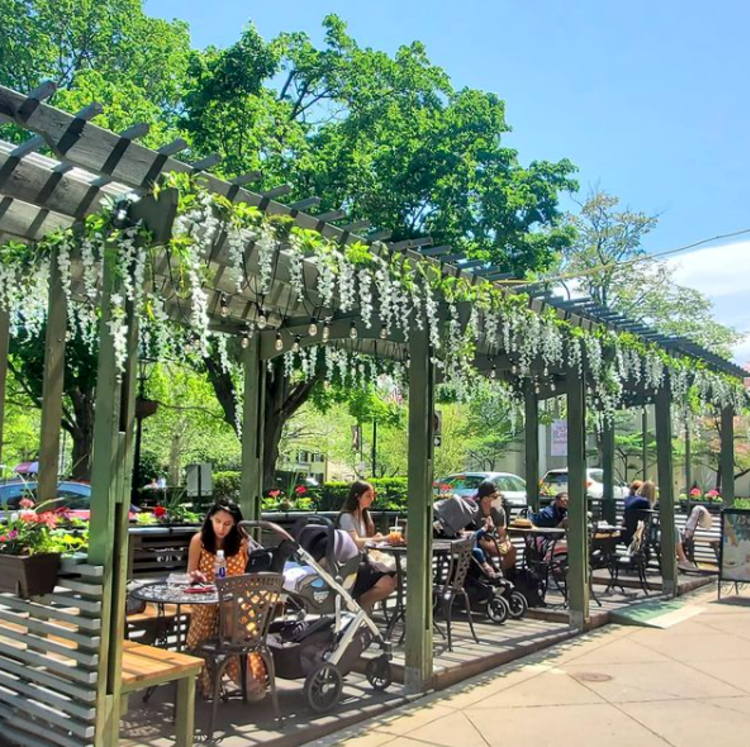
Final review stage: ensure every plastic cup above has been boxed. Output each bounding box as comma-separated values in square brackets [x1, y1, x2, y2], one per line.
[389, 527, 403, 544]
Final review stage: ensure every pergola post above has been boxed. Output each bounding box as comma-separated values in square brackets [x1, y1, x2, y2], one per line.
[88, 247, 139, 746]
[641, 407, 648, 481]
[684, 417, 692, 496]
[655, 381, 677, 597]
[566, 372, 589, 629]
[38, 250, 67, 500]
[405, 323, 434, 693]
[720, 406, 735, 507]
[241, 335, 266, 521]
[601, 417, 616, 525]
[0, 309, 9, 469]
[524, 384, 540, 512]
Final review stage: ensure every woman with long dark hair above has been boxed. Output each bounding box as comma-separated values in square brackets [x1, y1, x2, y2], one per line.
[338, 480, 396, 611]
[186, 499, 264, 699]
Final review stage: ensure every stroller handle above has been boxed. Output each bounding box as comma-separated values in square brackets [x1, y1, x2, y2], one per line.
[238, 519, 295, 544]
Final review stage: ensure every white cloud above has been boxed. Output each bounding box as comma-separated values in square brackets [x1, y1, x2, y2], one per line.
[666, 241, 750, 364]
[668, 241, 750, 298]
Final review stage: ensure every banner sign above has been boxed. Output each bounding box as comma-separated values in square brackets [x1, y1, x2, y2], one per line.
[720, 509, 750, 583]
[551, 419, 568, 457]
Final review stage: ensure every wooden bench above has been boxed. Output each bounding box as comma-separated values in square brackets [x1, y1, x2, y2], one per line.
[121, 640, 203, 747]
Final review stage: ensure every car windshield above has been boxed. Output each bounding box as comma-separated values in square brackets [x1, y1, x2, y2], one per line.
[543, 472, 568, 485]
[496, 476, 525, 492]
[588, 470, 604, 483]
[443, 475, 485, 491]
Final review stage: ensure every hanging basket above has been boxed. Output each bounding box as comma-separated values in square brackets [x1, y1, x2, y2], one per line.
[0, 553, 60, 598]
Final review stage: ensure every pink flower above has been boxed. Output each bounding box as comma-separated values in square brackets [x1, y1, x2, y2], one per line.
[689, 488, 702, 497]
[268, 490, 281, 498]
[0, 535, 6, 542]
[19, 497, 35, 509]
[706, 489, 720, 499]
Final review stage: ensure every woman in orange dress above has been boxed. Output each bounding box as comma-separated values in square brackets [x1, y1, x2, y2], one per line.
[186, 499, 264, 698]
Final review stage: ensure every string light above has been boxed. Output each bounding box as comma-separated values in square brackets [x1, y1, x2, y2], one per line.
[380, 323, 388, 340]
[240, 322, 253, 349]
[292, 335, 301, 353]
[274, 332, 284, 352]
[322, 321, 331, 342]
[256, 308, 268, 330]
[220, 293, 230, 318]
[349, 321, 358, 340]
[308, 318, 318, 337]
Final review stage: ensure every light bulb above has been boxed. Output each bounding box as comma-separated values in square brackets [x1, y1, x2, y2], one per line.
[241, 336, 250, 349]
[322, 322, 330, 342]
[490, 366, 497, 380]
[257, 311, 267, 330]
[292, 335, 301, 353]
[511, 364, 518, 375]
[65, 330, 72, 342]
[349, 321, 358, 340]
[380, 324, 388, 340]
[220, 294, 230, 318]
[308, 319, 318, 337]
[550, 381, 556, 392]
[535, 384, 541, 395]
[274, 333, 284, 352]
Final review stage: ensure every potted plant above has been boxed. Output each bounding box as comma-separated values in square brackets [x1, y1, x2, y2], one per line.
[138, 489, 201, 526]
[0, 499, 87, 598]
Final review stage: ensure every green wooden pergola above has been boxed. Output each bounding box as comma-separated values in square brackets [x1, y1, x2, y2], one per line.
[0, 83, 745, 746]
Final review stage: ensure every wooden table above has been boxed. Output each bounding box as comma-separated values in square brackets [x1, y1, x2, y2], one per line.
[121, 640, 203, 747]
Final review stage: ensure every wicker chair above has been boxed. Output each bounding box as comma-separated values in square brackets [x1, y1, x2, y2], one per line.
[433, 536, 480, 651]
[194, 573, 283, 741]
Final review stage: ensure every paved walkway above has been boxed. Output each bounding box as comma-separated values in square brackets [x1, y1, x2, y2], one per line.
[313, 589, 750, 747]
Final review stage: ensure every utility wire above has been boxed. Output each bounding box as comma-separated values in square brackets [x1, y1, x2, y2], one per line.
[496, 226, 750, 287]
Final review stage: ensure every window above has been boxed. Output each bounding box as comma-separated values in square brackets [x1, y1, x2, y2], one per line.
[444, 475, 484, 491]
[588, 470, 604, 484]
[496, 476, 526, 492]
[544, 472, 568, 486]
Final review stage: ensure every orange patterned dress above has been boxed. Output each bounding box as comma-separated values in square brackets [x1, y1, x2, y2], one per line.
[186, 545, 265, 697]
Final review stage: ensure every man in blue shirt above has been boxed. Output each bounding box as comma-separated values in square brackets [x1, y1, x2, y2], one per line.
[533, 492, 569, 528]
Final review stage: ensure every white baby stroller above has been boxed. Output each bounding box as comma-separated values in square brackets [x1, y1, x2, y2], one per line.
[239, 516, 393, 713]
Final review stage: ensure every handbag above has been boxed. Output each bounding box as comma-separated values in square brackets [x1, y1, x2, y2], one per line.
[366, 549, 396, 574]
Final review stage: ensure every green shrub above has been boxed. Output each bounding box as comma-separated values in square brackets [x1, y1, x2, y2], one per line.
[316, 478, 408, 511]
[213, 471, 242, 499]
[735, 498, 750, 509]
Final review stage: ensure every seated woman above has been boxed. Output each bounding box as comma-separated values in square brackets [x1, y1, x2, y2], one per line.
[469, 480, 517, 572]
[677, 504, 713, 571]
[337, 480, 397, 612]
[186, 499, 264, 699]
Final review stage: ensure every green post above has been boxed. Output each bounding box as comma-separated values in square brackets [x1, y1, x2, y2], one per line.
[524, 384, 540, 512]
[566, 372, 589, 629]
[684, 418, 692, 497]
[38, 249, 67, 501]
[405, 323, 434, 693]
[720, 406, 735, 507]
[641, 407, 648, 481]
[601, 417, 616, 525]
[241, 335, 265, 522]
[88, 244, 126, 746]
[0, 309, 9, 470]
[655, 381, 677, 597]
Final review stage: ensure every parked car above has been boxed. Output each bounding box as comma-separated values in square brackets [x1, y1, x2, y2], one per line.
[0, 480, 139, 519]
[540, 468, 629, 500]
[436, 472, 527, 508]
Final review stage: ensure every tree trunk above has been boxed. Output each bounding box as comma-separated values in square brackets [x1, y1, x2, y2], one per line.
[204, 355, 320, 493]
[66, 389, 95, 481]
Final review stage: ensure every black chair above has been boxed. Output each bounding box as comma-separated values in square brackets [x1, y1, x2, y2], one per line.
[613, 520, 650, 595]
[193, 573, 283, 742]
[589, 529, 619, 606]
[433, 536, 479, 651]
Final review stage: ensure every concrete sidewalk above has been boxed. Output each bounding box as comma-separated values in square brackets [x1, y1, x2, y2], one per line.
[313, 589, 750, 747]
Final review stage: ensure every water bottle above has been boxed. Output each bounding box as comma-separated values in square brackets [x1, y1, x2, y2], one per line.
[214, 549, 227, 581]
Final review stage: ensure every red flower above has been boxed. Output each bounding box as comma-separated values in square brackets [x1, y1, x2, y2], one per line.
[0, 535, 6, 542]
[154, 506, 167, 518]
[295, 486, 307, 496]
[268, 490, 281, 498]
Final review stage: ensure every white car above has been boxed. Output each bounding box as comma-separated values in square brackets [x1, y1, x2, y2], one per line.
[436, 471, 528, 508]
[540, 468, 629, 500]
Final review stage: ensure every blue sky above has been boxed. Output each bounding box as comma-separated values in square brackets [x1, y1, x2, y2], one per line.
[145, 0, 750, 358]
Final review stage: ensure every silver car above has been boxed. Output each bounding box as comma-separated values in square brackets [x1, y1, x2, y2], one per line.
[436, 471, 528, 508]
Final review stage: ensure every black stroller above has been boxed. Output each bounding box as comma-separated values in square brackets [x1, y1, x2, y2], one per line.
[239, 517, 393, 713]
[464, 530, 528, 623]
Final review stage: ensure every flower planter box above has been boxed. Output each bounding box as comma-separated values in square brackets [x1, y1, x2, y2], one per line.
[0, 553, 60, 598]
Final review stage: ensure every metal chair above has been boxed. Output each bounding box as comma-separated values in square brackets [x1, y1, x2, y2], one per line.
[613, 520, 650, 595]
[432, 536, 480, 651]
[194, 573, 283, 742]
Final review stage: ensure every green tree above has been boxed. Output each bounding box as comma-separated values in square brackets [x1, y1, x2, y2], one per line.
[559, 189, 742, 356]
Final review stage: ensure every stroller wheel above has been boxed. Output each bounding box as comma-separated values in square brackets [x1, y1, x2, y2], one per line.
[487, 594, 510, 625]
[304, 662, 343, 713]
[507, 590, 528, 619]
[366, 656, 393, 691]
